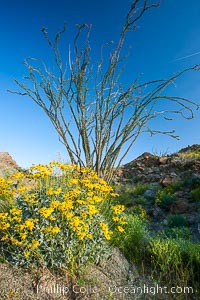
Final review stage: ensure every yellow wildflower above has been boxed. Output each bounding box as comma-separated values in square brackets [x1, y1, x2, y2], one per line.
[112, 216, 119, 222]
[39, 207, 54, 218]
[80, 211, 87, 218]
[0, 212, 8, 220]
[59, 200, 73, 211]
[78, 232, 87, 240]
[118, 216, 128, 225]
[52, 226, 60, 234]
[46, 188, 54, 195]
[24, 219, 35, 231]
[11, 216, 21, 223]
[50, 200, 60, 208]
[64, 212, 73, 220]
[32, 240, 40, 248]
[10, 208, 22, 215]
[20, 232, 28, 240]
[117, 226, 125, 233]
[24, 250, 30, 257]
[92, 195, 103, 203]
[110, 193, 119, 197]
[54, 188, 62, 195]
[16, 224, 25, 231]
[10, 237, 22, 246]
[100, 221, 113, 240]
[0, 221, 10, 230]
[87, 233, 93, 239]
[88, 205, 98, 216]
[69, 179, 78, 185]
[1, 234, 8, 241]
[12, 172, 24, 180]
[111, 205, 125, 214]
[76, 199, 86, 205]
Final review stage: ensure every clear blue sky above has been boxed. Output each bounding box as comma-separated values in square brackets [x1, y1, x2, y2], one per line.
[0, 0, 200, 168]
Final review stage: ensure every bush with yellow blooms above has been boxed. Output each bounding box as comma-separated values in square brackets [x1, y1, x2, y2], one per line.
[0, 162, 126, 270]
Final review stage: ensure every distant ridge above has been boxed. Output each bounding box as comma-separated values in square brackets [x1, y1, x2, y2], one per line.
[177, 144, 200, 154]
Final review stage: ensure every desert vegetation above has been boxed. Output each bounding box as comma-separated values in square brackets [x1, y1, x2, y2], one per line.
[0, 152, 200, 299]
[112, 176, 200, 299]
[1, 0, 200, 298]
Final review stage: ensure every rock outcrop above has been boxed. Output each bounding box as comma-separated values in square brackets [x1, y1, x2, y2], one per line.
[115, 144, 200, 186]
[0, 152, 21, 177]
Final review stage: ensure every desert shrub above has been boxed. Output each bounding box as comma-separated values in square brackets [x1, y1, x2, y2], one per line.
[132, 183, 148, 196]
[0, 162, 126, 271]
[178, 150, 200, 159]
[179, 239, 200, 266]
[148, 236, 200, 293]
[170, 180, 184, 191]
[112, 213, 149, 262]
[116, 186, 134, 207]
[0, 177, 14, 203]
[131, 205, 150, 220]
[149, 237, 182, 275]
[116, 183, 149, 208]
[133, 195, 148, 206]
[191, 185, 200, 202]
[178, 239, 200, 285]
[167, 214, 188, 228]
[155, 188, 176, 209]
[164, 227, 191, 240]
[133, 175, 142, 183]
[183, 176, 200, 189]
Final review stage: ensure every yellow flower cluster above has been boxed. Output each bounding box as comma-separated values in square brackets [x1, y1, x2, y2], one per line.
[111, 205, 125, 214]
[40, 225, 60, 234]
[46, 187, 62, 196]
[0, 161, 126, 267]
[24, 219, 35, 231]
[39, 207, 54, 218]
[29, 164, 53, 178]
[0, 177, 14, 201]
[71, 216, 89, 240]
[100, 221, 113, 240]
[132, 206, 149, 220]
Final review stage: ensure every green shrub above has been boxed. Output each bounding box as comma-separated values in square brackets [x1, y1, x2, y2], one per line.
[164, 227, 191, 240]
[112, 213, 149, 262]
[131, 205, 150, 220]
[191, 185, 200, 202]
[178, 150, 200, 159]
[0, 162, 126, 271]
[155, 188, 176, 209]
[167, 214, 188, 228]
[133, 195, 148, 206]
[148, 236, 200, 293]
[149, 237, 182, 274]
[116, 183, 148, 207]
[183, 176, 200, 189]
[133, 176, 142, 183]
[132, 183, 148, 196]
[170, 180, 184, 191]
[179, 239, 200, 283]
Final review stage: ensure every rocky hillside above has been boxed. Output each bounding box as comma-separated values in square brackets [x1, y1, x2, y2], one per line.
[0, 152, 21, 177]
[114, 144, 200, 242]
[115, 144, 200, 186]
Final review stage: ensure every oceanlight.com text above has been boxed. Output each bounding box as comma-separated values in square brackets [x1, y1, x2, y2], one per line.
[36, 283, 194, 296]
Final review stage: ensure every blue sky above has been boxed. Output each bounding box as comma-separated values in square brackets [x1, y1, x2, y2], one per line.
[0, 0, 200, 168]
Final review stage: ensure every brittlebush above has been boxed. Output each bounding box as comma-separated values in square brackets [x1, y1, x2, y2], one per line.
[0, 162, 126, 270]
